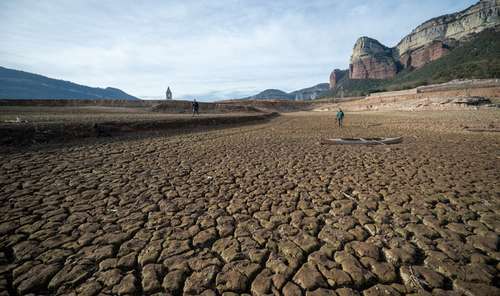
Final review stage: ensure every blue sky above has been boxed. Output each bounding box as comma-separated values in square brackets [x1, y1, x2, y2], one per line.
[0, 0, 477, 100]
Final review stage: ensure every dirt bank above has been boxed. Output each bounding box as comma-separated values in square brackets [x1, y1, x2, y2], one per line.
[0, 112, 279, 147]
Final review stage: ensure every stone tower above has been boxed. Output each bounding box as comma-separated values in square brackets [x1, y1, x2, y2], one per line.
[166, 87, 172, 100]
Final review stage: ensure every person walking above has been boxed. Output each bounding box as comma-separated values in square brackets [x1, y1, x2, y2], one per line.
[192, 99, 199, 116]
[336, 108, 344, 128]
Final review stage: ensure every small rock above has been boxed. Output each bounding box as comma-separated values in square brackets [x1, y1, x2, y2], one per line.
[117, 252, 137, 269]
[293, 262, 328, 290]
[216, 269, 247, 293]
[162, 269, 186, 293]
[306, 288, 338, 296]
[142, 264, 163, 294]
[0, 221, 19, 235]
[99, 258, 117, 271]
[15, 264, 60, 294]
[453, 280, 500, 296]
[184, 265, 218, 294]
[334, 252, 374, 288]
[336, 287, 361, 296]
[114, 273, 136, 295]
[360, 258, 397, 283]
[292, 232, 320, 253]
[350, 241, 380, 260]
[283, 281, 303, 296]
[49, 263, 93, 290]
[317, 265, 352, 287]
[76, 281, 102, 296]
[100, 268, 122, 287]
[400, 266, 444, 291]
[383, 247, 416, 266]
[193, 228, 218, 248]
[138, 241, 161, 266]
[467, 234, 498, 253]
[251, 268, 273, 295]
[362, 284, 401, 296]
[91, 245, 114, 261]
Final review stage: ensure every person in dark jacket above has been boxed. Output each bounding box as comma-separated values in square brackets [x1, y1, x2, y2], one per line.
[336, 108, 344, 128]
[192, 99, 199, 116]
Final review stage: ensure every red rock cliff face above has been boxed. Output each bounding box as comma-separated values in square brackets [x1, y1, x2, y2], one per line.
[344, 0, 500, 81]
[399, 41, 451, 69]
[349, 56, 398, 80]
[349, 37, 398, 80]
[329, 69, 342, 89]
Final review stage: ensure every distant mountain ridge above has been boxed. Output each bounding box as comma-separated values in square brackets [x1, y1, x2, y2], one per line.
[243, 83, 330, 100]
[246, 89, 293, 100]
[0, 66, 138, 100]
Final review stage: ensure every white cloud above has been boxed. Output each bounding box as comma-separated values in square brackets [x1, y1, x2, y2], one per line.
[0, 0, 478, 100]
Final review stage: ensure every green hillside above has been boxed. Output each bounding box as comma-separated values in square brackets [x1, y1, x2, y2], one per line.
[329, 78, 385, 98]
[325, 28, 500, 97]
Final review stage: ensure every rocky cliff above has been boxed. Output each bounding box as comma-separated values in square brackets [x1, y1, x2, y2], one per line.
[349, 37, 398, 79]
[348, 0, 500, 80]
[329, 69, 347, 89]
[396, 0, 500, 56]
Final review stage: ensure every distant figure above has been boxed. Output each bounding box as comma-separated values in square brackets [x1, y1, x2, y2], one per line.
[336, 108, 345, 128]
[192, 99, 199, 116]
[166, 87, 172, 100]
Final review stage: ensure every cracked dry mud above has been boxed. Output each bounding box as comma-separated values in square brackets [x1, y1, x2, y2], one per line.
[1, 111, 499, 296]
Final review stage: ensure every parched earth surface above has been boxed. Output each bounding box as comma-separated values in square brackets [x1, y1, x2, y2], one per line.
[0, 110, 499, 296]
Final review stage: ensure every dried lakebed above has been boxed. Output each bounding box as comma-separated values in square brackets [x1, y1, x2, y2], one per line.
[0, 111, 499, 296]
